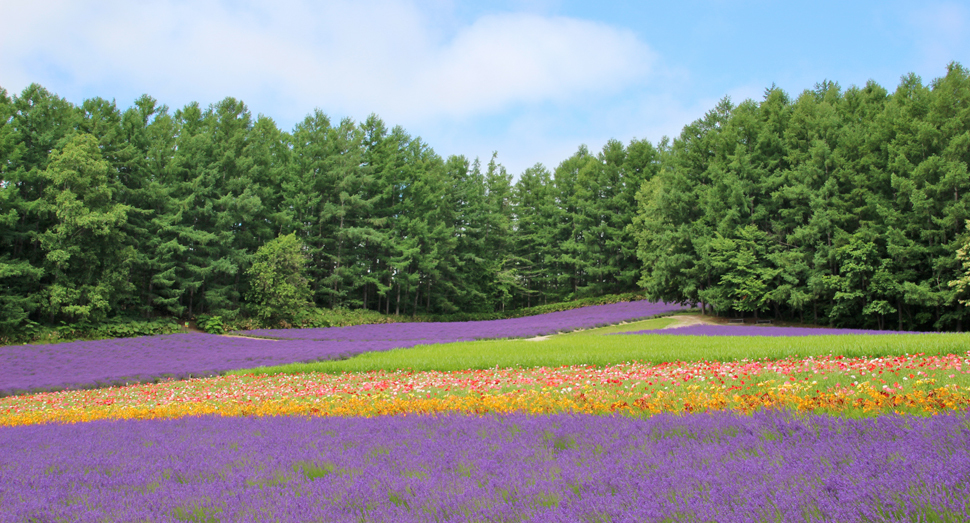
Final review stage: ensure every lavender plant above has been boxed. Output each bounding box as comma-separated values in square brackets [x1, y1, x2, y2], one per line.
[1, 411, 968, 522]
[237, 300, 683, 340]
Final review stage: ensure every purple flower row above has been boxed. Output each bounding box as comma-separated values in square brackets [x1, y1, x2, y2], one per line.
[237, 301, 683, 340]
[2, 411, 968, 522]
[0, 301, 682, 395]
[0, 334, 424, 396]
[621, 324, 926, 336]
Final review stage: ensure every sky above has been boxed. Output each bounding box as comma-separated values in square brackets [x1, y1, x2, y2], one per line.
[1, 0, 968, 176]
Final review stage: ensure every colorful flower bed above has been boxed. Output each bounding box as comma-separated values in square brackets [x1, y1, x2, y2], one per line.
[5, 351, 969, 426]
[0, 301, 683, 396]
[2, 412, 969, 522]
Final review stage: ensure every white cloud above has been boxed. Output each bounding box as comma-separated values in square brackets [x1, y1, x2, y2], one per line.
[410, 14, 653, 119]
[0, 0, 654, 125]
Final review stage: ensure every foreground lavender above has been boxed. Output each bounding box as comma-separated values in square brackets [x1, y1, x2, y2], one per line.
[624, 323, 924, 336]
[1, 301, 681, 395]
[2, 412, 968, 522]
[238, 300, 682, 340]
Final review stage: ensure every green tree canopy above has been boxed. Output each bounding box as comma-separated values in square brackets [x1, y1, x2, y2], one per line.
[246, 233, 313, 323]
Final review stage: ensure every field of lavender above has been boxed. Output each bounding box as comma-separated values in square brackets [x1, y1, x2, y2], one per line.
[236, 300, 683, 340]
[4, 301, 970, 522]
[3, 412, 969, 522]
[0, 301, 682, 396]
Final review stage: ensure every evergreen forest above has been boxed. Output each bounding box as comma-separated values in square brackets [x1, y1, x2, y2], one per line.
[2, 63, 970, 338]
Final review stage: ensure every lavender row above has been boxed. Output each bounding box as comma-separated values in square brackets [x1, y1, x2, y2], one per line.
[622, 323, 926, 336]
[0, 334, 422, 396]
[2, 411, 969, 522]
[0, 301, 682, 395]
[238, 300, 683, 340]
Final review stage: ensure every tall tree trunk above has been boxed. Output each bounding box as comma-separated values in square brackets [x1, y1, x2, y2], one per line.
[146, 279, 154, 319]
[412, 279, 420, 318]
[385, 278, 390, 315]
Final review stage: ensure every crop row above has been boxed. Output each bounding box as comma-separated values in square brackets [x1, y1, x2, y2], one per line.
[6, 350, 970, 425]
[2, 411, 969, 522]
[0, 301, 683, 396]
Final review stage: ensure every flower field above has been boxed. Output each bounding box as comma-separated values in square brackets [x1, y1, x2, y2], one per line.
[4, 302, 970, 521]
[5, 348, 970, 426]
[0, 300, 682, 395]
[236, 300, 682, 340]
[3, 412, 970, 522]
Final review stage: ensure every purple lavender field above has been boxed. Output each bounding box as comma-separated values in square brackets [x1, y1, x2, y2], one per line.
[623, 324, 924, 336]
[0, 334, 425, 396]
[238, 300, 683, 340]
[2, 411, 968, 522]
[0, 301, 682, 395]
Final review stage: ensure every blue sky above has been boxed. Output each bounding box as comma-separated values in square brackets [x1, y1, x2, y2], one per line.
[1, 0, 967, 175]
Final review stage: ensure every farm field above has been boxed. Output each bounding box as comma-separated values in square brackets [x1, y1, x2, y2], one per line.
[4, 412, 970, 522]
[3, 301, 970, 521]
[0, 300, 682, 396]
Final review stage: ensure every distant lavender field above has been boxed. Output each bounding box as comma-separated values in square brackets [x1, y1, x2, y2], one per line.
[623, 324, 924, 336]
[0, 301, 681, 395]
[0, 335, 425, 396]
[238, 300, 683, 340]
[2, 411, 968, 522]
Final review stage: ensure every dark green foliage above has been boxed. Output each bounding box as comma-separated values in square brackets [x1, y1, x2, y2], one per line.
[0, 318, 183, 346]
[632, 63, 970, 331]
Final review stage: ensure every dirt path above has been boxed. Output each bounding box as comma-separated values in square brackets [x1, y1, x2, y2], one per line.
[663, 314, 716, 329]
[182, 321, 277, 340]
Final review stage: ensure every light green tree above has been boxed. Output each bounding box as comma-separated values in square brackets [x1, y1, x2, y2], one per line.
[39, 133, 134, 323]
[246, 233, 313, 323]
[948, 220, 970, 307]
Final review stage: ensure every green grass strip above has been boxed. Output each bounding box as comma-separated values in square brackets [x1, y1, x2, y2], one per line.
[234, 319, 970, 376]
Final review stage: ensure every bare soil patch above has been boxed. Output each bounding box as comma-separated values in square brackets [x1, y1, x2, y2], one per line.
[664, 314, 718, 329]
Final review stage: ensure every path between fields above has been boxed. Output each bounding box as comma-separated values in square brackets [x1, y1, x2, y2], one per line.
[183, 321, 278, 341]
[665, 314, 715, 329]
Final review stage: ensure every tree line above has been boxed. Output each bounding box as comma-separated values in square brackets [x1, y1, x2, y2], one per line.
[0, 84, 653, 337]
[632, 63, 970, 331]
[2, 63, 969, 336]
